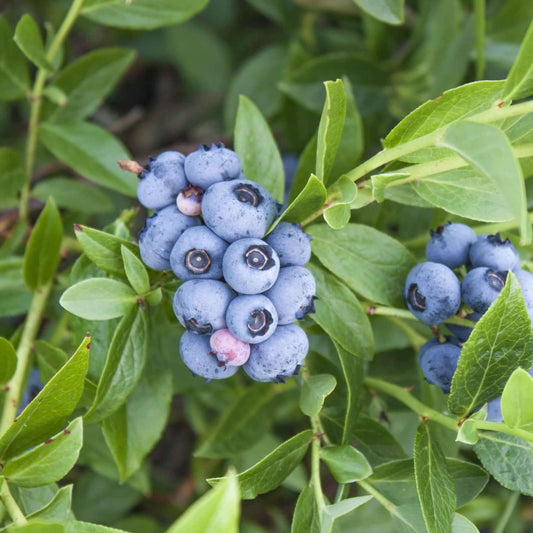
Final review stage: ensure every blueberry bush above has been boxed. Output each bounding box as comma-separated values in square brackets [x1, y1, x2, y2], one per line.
[1, 1, 533, 531]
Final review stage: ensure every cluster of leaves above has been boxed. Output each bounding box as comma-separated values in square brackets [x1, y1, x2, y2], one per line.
[0, 0, 533, 532]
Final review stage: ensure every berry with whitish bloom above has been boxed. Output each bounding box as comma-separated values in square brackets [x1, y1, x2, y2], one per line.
[486, 397, 503, 423]
[425, 222, 477, 269]
[418, 338, 461, 394]
[462, 267, 507, 314]
[469, 233, 520, 272]
[446, 312, 482, 342]
[210, 329, 250, 366]
[265, 222, 311, 267]
[226, 294, 278, 344]
[177, 185, 203, 216]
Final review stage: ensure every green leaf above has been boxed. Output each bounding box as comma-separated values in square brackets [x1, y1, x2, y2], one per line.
[13, 15, 54, 71]
[82, 0, 209, 30]
[323, 176, 357, 230]
[323, 495, 373, 521]
[39, 121, 136, 197]
[300, 374, 337, 417]
[353, 0, 404, 24]
[0, 336, 90, 460]
[384, 81, 505, 163]
[47, 48, 136, 122]
[474, 432, 533, 496]
[121, 246, 149, 295]
[23, 198, 62, 290]
[0, 257, 32, 317]
[372, 172, 409, 203]
[0, 148, 26, 209]
[439, 121, 531, 244]
[449, 273, 533, 417]
[316, 79, 346, 185]
[320, 445, 373, 483]
[85, 305, 149, 424]
[456, 419, 479, 445]
[291, 486, 320, 533]
[42, 85, 67, 106]
[234, 95, 284, 203]
[60, 278, 137, 320]
[27, 485, 73, 522]
[307, 263, 374, 359]
[3, 417, 83, 487]
[501, 368, 533, 428]
[167, 471, 239, 533]
[308, 224, 416, 306]
[5, 521, 65, 533]
[502, 20, 533, 102]
[208, 430, 313, 499]
[0, 337, 16, 385]
[414, 424, 456, 533]
[0, 15, 30, 100]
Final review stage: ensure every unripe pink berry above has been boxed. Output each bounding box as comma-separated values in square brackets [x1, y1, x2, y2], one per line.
[177, 185, 203, 216]
[210, 329, 250, 366]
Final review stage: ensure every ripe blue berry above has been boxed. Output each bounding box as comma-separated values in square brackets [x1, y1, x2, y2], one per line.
[137, 151, 188, 210]
[425, 222, 476, 269]
[222, 238, 280, 294]
[462, 267, 507, 314]
[515, 269, 533, 323]
[180, 332, 238, 380]
[173, 280, 235, 335]
[202, 179, 278, 242]
[226, 294, 278, 344]
[243, 324, 309, 383]
[170, 226, 228, 281]
[264, 266, 316, 324]
[418, 339, 461, 394]
[184, 143, 242, 189]
[264, 222, 311, 267]
[18, 368, 42, 414]
[210, 329, 250, 366]
[404, 262, 461, 325]
[469, 233, 520, 271]
[177, 185, 203, 216]
[139, 205, 200, 271]
[486, 397, 503, 423]
[446, 312, 482, 342]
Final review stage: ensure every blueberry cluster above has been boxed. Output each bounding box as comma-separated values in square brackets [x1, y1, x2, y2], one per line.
[404, 223, 533, 406]
[136, 144, 315, 382]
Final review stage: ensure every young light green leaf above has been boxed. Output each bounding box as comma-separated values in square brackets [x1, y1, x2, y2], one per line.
[60, 278, 137, 320]
[372, 172, 410, 203]
[291, 486, 320, 533]
[300, 374, 337, 417]
[0, 15, 30, 100]
[3, 417, 83, 487]
[307, 263, 374, 360]
[456, 419, 479, 445]
[13, 15, 54, 71]
[167, 471, 239, 533]
[449, 273, 533, 417]
[0, 148, 26, 209]
[353, 0, 404, 25]
[23, 197, 62, 290]
[414, 424, 456, 533]
[320, 445, 372, 483]
[0, 336, 90, 460]
[323, 176, 357, 229]
[0, 336, 16, 385]
[121, 246, 149, 295]
[27, 485, 73, 522]
[316, 79, 346, 185]
[439, 121, 531, 244]
[85, 305, 148, 424]
[42, 85, 67, 106]
[501, 368, 533, 428]
[321, 496, 373, 533]
[39, 121, 136, 197]
[208, 430, 313, 499]
[308, 224, 416, 306]
[502, 20, 533, 102]
[234, 95, 284, 202]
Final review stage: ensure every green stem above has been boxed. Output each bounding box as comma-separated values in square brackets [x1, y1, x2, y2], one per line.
[494, 491, 519, 533]
[475, 421, 533, 445]
[474, 0, 486, 80]
[18, 0, 85, 223]
[358, 479, 395, 512]
[0, 479, 27, 526]
[388, 316, 427, 350]
[311, 430, 326, 511]
[0, 280, 53, 436]
[334, 484, 348, 504]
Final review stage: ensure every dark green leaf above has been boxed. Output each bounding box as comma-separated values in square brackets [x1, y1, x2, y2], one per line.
[0, 148, 26, 209]
[27, 485, 72, 522]
[13, 15, 53, 71]
[208, 430, 313, 499]
[449, 273, 533, 417]
[3, 417, 82, 487]
[0, 15, 30, 100]
[290, 487, 320, 533]
[234, 95, 284, 203]
[502, 20, 533, 101]
[320, 445, 372, 483]
[0, 337, 16, 385]
[353, 0, 404, 25]
[308, 223, 415, 306]
[0, 258, 32, 317]
[275, 175, 326, 226]
[0, 336, 90, 460]
[39, 121, 136, 197]
[414, 424, 456, 533]
[121, 246, 149, 295]
[23, 198, 62, 290]
[300, 374, 337, 417]
[501, 368, 533, 428]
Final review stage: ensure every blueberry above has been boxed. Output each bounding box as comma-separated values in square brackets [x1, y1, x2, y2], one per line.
[462, 267, 507, 314]
[170, 226, 228, 281]
[184, 143, 242, 189]
[282, 154, 299, 191]
[264, 266, 316, 324]
[515, 269, 533, 323]
[403, 262, 461, 325]
[137, 151, 188, 210]
[180, 332, 238, 380]
[418, 339, 461, 394]
[243, 324, 309, 383]
[264, 222, 311, 267]
[18, 368, 42, 413]
[446, 312, 482, 342]
[139, 205, 200, 271]
[469, 233, 520, 271]
[210, 329, 250, 366]
[222, 238, 280, 294]
[173, 280, 235, 335]
[425, 222, 476, 269]
[486, 397, 503, 423]
[226, 294, 278, 344]
[202, 179, 278, 242]
[177, 185, 203, 216]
